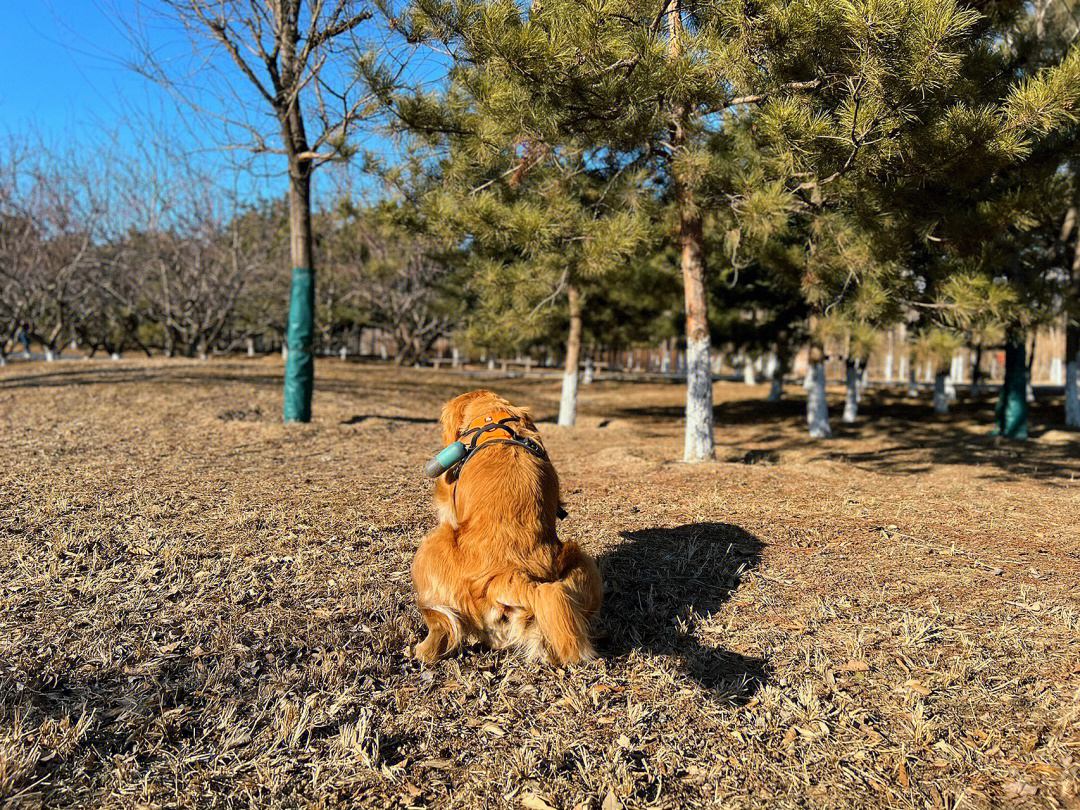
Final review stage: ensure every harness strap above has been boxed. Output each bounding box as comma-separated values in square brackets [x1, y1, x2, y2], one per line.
[450, 415, 552, 518]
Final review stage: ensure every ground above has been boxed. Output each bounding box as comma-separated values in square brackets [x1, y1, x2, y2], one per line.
[1, 359, 1078, 810]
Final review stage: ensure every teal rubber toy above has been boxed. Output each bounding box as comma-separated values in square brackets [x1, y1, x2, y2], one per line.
[424, 441, 468, 477]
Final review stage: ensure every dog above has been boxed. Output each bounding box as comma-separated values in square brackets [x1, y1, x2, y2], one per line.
[410, 390, 602, 665]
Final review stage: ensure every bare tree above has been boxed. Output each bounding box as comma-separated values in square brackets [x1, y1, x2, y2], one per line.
[121, 0, 379, 420]
[0, 142, 105, 363]
[335, 212, 461, 365]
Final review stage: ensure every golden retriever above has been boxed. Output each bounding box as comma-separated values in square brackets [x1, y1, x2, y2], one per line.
[410, 390, 602, 665]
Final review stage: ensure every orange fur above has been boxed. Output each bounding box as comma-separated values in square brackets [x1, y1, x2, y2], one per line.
[411, 390, 602, 665]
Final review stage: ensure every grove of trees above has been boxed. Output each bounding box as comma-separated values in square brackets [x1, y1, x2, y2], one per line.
[3, 0, 1080, 450]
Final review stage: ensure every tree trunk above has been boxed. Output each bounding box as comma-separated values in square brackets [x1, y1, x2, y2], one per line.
[283, 165, 315, 423]
[906, 353, 919, 397]
[1066, 324, 1079, 428]
[743, 355, 757, 386]
[842, 359, 860, 423]
[558, 284, 582, 427]
[807, 346, 832, 439]
[934, 371, 950, 414]
[668, 2, 713, 461]
[884, 329, 894, 382]
[995, 331, 1028, 439]
[681, 224, 713, 460]
[945, 357, 958, 403]
[1066, 206, 1080, 428]
[1026, 334, 1036, 403]
[971, 345, 984, 398]
[767, 348, 786, 402]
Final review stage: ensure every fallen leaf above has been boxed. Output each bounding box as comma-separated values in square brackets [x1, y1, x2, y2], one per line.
[838, 659, 870, 672]
[902, 679, 931, 696]
[482, 722, 507, 737]
[1002, 781, 1037, 798]
[520, 792, 557, 810]
[781, 727, 797, 747]
[601, 790, 621, 810]
[897, 761, 910, 788]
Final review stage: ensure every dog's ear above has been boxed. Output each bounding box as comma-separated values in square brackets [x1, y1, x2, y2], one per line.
[440, 390, 489, 446]
[509, 405, 535, 431]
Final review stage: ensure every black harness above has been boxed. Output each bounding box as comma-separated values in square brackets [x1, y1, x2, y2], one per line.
[449, 416, 546, 483]
[450, 416, 567, 519]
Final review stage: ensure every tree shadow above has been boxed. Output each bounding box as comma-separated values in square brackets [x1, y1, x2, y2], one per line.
[595, 522, 767, 702]
[341, 414, 439, 425]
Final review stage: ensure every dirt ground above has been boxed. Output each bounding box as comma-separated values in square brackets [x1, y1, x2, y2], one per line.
[1, 358, 1078, 810]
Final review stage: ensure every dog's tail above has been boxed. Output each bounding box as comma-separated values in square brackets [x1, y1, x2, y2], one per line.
[526, 543, 602, 665]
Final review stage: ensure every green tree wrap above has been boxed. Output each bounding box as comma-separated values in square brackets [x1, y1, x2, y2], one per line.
[994, 333, 1028, 440]
[283, 267, 315, 423]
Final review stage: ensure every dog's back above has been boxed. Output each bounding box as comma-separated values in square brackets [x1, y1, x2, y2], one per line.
[412, 391, 602, 665]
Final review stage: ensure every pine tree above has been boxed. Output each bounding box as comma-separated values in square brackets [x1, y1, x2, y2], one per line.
[385, 0, 1056, 456]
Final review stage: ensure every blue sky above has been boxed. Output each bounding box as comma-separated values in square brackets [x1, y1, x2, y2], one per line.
[1, 2, 439, 206]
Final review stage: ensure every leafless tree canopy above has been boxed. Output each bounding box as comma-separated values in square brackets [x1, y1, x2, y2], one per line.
[0, 137, 460, 364]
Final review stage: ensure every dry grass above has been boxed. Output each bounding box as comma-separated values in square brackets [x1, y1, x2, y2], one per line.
[1, 358, 1079, 810]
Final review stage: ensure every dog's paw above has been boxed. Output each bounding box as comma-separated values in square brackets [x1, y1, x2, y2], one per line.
[410, 635, 445, 664]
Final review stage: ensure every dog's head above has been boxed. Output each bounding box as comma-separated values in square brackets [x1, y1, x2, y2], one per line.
[439, 389, 535, 447]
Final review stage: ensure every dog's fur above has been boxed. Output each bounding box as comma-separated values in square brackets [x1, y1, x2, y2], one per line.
[411, 390, 602, 665]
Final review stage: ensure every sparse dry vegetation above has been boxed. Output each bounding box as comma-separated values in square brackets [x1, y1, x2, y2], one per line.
[1, 359, 1079, 809]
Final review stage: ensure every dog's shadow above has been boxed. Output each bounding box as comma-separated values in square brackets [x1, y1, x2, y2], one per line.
[595, 522, 768, 701]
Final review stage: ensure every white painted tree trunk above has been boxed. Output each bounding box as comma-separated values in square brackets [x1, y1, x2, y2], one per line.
[1066, 361, 1079, 428]
[1026, 380, 1035, 403]
[934, 372, 950, 414]
[557, 370, 579, 426]
[768, 356, 786, 403]
[883, 353, 894, 383]
[111, 352, 121, 361]
[949, 354, 963, 401]
[767, 376, 783, 402]
[807, 361, 832, 438]
[684, 337, 714, 461]
[339, 346, 347, 361]
[45, 348, 55, 362]
[907, 361, 919, 398]
[487, 358, 495, 371]
[898, 354, 907, 385]
[842, 362, 859, 423]
[582, 358, 593, 384]
[247, 338, 256, 357]
[282, 344, 289, 361]
[0, 353, 6, 367]
[452, 347, 460, 368]
[765, 353, 782, 401]
[743, 357, 757, 386]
